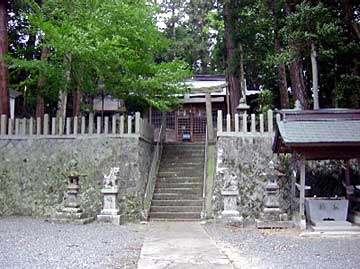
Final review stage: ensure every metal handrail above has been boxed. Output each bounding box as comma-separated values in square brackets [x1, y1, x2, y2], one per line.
[142, 124, 163, 220]
[202, 126, 208, 218]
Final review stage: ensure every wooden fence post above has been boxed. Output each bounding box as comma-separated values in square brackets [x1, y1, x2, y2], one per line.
[260, 114, 264, 133]
[226, 114, 231, 132]
[127, 115, 132, 134]
[44, 114, 49, 135]
[29, 118, 34, 136]
[66, 117, 71, 135]
[104, 116, 109, 134]
[251, 114, 256, 133]
[243, 112, 248, 133]
[8, 118, 13, 135]
[81, 116, 85, 135]
[0, 115, 6, 136]
[267, 109, 273, 133]
[234, 113, 239, 133]
[112, 114, 117, 134]
[51, 117, 56, 135]
[97, 116, 101, 134]
[120, 115, 124, 135]
[74, 116, 78, 135]
[36, 117, 41, 135]
[135, 112, 141, 134]
[59, 117, 63, 135]
[89, 113, 94, 134]
[217, 110, 223, 134]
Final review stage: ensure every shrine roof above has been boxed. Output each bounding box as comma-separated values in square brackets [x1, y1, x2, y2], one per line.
[273, 109, 360, 158]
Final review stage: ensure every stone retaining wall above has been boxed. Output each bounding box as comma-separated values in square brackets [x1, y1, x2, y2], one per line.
[214, 136, 291, 220]
[214, 137, 360, 220]
[0, 136, 153, 221]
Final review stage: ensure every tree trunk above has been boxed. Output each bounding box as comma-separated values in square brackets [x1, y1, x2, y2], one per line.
[275, 39, 290, 109]
[222, 0, 241, 117]
[72, 90, 81, 117]
[36, 46, 49, 118]
[285, 2, 309, 109]
[0, 0, 9, 117]
[239, 44, 246, 100]
[267, 0, 290, 109]
[289, 57, 309, 109]
[310, 42, 319, 109]
[56, 55, 71, 121]
[342, 0, 360, 40]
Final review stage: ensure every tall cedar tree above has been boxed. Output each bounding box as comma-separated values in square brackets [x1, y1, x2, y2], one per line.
[0, 0, 9, 116]
[222, 0, 241, 117]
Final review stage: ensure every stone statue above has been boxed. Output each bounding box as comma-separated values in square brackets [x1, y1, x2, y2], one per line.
[103, 167, 120, 188]
[223, 172, 238, 192]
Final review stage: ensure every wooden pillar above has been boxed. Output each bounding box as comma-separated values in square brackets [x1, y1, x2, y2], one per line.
[161, 111, 167, 142]
[345, 159, 351, 186]
[205, 90, 214, 143]
[299, 155, 306, 218]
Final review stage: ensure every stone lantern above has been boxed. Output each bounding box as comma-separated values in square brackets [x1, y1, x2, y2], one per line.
[256, 161, 293, 228]
[53, 173, 94, 224]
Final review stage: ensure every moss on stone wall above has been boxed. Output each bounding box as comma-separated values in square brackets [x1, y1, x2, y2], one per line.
[0, 137, 152, 221]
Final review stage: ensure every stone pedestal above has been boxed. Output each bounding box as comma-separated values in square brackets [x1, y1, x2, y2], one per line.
[221, 190, 239, 217]
[97, 167, 121, 225]
[257, 171, 293, 229]
[53, 175, 94, 224]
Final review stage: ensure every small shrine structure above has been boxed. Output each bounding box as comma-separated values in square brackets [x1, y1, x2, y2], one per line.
[273, 108, 360, 231]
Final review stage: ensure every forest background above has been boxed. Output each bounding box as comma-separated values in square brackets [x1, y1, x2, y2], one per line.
[0, 0, 359, 119]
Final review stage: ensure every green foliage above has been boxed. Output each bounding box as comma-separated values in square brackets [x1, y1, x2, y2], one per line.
[282, 2, 342, 58]
[255, 89, 275, 113]
[10, 0, 191, 112]
[335, 74, 360, 108]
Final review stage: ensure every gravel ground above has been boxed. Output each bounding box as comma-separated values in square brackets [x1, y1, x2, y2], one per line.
[0, 217, 147, 269]
[204, 222, 360, 269]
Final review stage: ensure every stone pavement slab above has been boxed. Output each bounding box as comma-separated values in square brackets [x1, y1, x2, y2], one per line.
[137, 222, 233, 269]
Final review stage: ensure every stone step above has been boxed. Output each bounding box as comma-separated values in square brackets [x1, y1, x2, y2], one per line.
[157, 176, 203, 183]
[158, 170, 203, 177]
[161, 150, 205, 158]
[153, 193, 202, 200]
[149, 212, 201, 220]
[159, 163, 204, 169]
[149, 218, 200, 222]
[154, 187, 202, 195]
[151, 200, 203, 207]
[160, 159, 204, 165]
[163, 147, 205, 153]
[158, 167, 204, 174]
[164, 143, 204, 149]
[159, 161, 204, 167]
[155, 182, 203, 189]
[150, 206, 202, 213]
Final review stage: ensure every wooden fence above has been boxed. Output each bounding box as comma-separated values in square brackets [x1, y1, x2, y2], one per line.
[0, 112, 154, 142]
[217, 109, 279, 137]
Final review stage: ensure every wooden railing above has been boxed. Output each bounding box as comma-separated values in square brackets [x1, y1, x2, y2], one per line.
[142, 124, 164, 220]
[0, 112, 154, 142]
[201, 126, 208, 219]
[216, 109, 278, 137]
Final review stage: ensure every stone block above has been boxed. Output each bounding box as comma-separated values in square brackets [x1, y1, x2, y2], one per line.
[97, 214, 121, 225]
[305, 198, 349, 225]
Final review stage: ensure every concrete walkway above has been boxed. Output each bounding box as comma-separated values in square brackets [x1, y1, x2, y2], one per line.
[137, 222, 233, 269]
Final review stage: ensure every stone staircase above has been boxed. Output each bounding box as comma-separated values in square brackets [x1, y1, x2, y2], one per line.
[149, 143, 205, 221]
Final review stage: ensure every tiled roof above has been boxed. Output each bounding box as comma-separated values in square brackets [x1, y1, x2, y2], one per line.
[278, 120, 360, 144]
